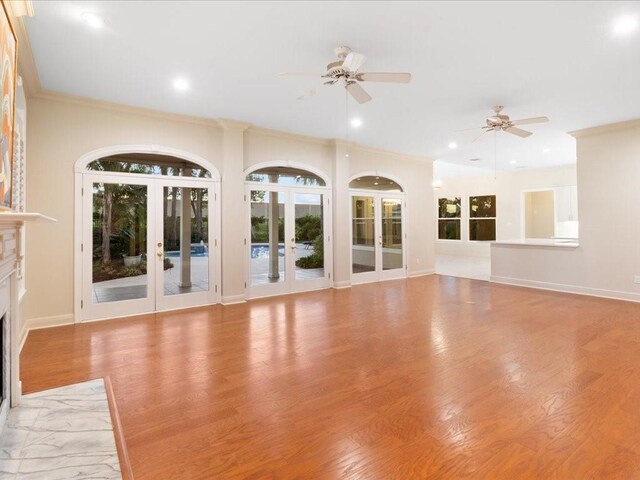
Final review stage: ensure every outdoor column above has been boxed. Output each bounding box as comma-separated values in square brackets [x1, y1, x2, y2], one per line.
[179, 186, 192, 288]
[332, 139, 351, 288]
[219, 119, 251, 303]
[268, 191, 280, 279]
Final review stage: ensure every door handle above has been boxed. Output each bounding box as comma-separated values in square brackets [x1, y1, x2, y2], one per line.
[157, 252, 163, 258]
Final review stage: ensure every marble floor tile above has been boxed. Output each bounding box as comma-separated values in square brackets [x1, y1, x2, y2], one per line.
[0, 379, 122, 480]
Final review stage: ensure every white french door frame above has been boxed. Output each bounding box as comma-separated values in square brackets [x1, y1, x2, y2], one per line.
[78, 171, 220, 322]
[350, 190, 407, 285]
[245, 183, 332, 299]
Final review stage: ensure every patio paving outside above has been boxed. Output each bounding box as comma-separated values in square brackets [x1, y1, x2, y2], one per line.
[92, 244, 324, 303]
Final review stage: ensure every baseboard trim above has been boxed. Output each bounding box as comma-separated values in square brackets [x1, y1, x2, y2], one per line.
[408, 269, 435, 278]
[20, 314, 75, 352]
[490, 275, 640, 303]
[221, 294, 246, 305]
[332, 280, 351, 289]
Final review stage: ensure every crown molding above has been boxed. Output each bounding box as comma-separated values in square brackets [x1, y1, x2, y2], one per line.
[350, 143, 433, 163]
[249, 125, 332, 146]
[218, 118, 252, 131]
[31, 90, 222, 128]
[569, 118, 640, 139]
[5, 1, 41, 97]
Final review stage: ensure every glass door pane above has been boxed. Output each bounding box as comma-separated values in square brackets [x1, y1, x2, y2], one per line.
[91, 182, 148, 304]
[352, 196, 376, 273]
[250, 190, 285, 285]
[294, 193, 324, 281]
[381, 198, 403, 270]
[162, 186, 209, 296]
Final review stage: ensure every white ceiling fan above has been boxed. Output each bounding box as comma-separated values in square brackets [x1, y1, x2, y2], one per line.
[279, 46, 411, 104]
[459, 106, 549, 142]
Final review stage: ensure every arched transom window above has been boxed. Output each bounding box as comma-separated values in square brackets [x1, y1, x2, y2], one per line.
[349, 175, 403, 192]
[246, 166, 326, 187]
[87, 153, 212, 178]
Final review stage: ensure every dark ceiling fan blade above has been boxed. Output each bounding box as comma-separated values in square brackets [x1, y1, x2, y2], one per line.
[346, 82, 372, 104]
[510, 116, 549, 126]
[357, 72, 411, 83]
[504, 126, 533, 138]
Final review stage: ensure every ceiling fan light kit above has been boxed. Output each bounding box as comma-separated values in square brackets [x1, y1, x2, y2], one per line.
[280, 45, 412, 104]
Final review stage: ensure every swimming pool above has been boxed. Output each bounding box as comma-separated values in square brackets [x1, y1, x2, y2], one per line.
[165, 244, 208, 257]
[251, 243, 285, 258]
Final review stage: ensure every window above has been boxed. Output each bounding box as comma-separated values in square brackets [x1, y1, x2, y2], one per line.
[438, 197, 461, 240]
[469, 195, 496, 241]
[349, 176, 403, 192]
[246, 167, 326, 187]
[87, 154, 212, 178]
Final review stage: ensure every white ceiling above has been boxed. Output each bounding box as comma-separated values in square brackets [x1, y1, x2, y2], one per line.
[25, 1, 640, 171]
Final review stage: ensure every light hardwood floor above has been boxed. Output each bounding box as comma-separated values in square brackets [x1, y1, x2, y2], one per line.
[21, 276, 640, 479]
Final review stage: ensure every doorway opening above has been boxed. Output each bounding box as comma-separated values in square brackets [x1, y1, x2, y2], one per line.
[77, 151, 220, 322]
[349, 175, 406, 285]
[245, 165, 332, 298]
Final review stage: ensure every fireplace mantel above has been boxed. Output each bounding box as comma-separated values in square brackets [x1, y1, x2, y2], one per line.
[0, 211, 56, 433]
[0, 212, 57, 225]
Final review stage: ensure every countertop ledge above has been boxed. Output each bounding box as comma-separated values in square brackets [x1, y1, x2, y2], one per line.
[491, 239, 579, 248]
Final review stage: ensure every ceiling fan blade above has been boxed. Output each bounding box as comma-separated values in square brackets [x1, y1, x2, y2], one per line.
[510, 116, 549, 126]
[504, 126, 533, 138]
[342, 52, 367, 73]
[472, 130, 488, 143]
[453, 126, 485, 133]
[278, 72, 323, 77]
[357, 72, 412, 83]
[346, 82, 372, 104]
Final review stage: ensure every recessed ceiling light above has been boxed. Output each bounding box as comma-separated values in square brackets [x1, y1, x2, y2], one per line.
[510, 160, 517, 165]
[543, 148, 550, 153]
[350, 118, 362, 128]
[81, 12, 104, 29]
[172, 77, 190, 92]
[613, 15, 638, 36]
[448, 142, 457, 149]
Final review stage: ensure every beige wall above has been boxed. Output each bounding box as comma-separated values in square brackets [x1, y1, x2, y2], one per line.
[524, 190, 555, 238]
[25, 96, 224, 322]
[349, 147, 434, 275]
[24, 95, 433, 325]
[492, 121, 640, 302]
[434, 164, 577, 258]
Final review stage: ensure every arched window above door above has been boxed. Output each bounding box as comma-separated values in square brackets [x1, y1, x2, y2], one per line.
[246, 166, 326, 187]
[349, 175, 403, 192]
[87, 153, 212, 178]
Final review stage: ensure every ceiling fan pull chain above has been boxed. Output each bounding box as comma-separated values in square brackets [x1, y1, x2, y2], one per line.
[345, 88, 350, 158]
[494, 130, 497, 180]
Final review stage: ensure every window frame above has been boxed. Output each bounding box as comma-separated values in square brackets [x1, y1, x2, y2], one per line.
[468, 194, 497, 242]
[437, 196, 462, 241]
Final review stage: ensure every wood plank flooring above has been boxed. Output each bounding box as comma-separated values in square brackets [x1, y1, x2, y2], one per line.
[20, 276, 640, 479]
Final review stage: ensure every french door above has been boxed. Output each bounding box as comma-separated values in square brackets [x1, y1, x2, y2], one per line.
[246, 185, 331, 298]
[81, 173, 219, 321]
[350, 192, 406, 284]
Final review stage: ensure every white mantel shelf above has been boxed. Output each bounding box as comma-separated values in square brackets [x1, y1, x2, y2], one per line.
[0, 212, 57, 224]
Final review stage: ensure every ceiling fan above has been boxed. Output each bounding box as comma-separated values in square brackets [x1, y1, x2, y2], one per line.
[459, 106, 549, 142]
[279, 46, 411, 104]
